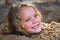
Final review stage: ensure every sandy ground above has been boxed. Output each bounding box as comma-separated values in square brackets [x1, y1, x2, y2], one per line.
[0, 21, 60, 40]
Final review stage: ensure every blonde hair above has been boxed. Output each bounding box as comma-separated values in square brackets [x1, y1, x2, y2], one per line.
[2, 3, 42, 36]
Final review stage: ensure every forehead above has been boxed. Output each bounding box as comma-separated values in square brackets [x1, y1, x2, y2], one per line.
[19, 6, 35, 14]
[19, 7, 36, 19]
[18, 6, 36, 18]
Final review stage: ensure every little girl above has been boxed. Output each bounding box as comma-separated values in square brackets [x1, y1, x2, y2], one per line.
[7, 3, 42, 35]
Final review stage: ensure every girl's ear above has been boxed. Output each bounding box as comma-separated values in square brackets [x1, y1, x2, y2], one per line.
[22, 25, 25, 29]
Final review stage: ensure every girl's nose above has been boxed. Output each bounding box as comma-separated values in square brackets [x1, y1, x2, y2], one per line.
[31, 17, 37, 24]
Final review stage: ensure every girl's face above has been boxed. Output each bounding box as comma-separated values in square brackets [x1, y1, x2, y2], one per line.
[18, 6, 41, 34]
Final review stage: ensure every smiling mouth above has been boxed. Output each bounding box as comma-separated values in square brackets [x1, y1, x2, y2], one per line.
[32, 23, 40, 29]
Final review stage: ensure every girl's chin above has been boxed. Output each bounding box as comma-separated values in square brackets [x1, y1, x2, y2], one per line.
[27, 29, 41, 34]
[34, 26, 41, 33]
[35, 28, 41, 33]
[30, 28, 41, 34]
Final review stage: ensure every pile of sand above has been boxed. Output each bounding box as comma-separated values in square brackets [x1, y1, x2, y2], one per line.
[0, 21, 60, 40]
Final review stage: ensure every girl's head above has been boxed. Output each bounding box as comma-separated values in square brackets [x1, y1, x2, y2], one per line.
[8, 3, 42, 35]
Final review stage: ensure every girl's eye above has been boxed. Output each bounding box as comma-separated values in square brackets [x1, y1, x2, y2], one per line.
[25, 18, 30, 22]
[34, 14, 38, 18]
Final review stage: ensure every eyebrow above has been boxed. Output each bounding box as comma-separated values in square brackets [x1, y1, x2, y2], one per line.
[24, 17, 30, 20]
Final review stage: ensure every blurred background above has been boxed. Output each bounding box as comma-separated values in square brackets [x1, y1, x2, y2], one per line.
[0, 0, 60, 24]
[0, 0, 60, 40]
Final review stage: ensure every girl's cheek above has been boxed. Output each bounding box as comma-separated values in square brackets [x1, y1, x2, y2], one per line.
[24, 22, 32, 29]
[24, 24, 31, 32]
[38, 17, 41, 22]
[21, 20, 32, 30]
[25, 26, 30, 30]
